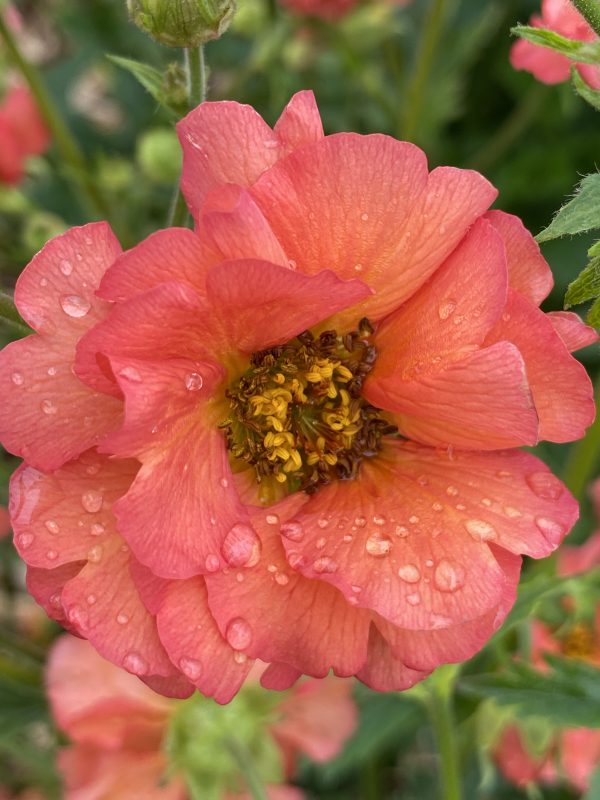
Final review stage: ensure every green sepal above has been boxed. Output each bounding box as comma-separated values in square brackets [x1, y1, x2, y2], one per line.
[511, 24, 600, 65]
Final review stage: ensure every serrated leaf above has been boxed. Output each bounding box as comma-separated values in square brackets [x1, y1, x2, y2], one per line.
[511, 25, 600, 65]
[106, 54, 179, 116]
[565, 259, 600, 307]
[537, 174, 600, 242]
[461, 656, 600, 728]
[572, 65, 600, 110]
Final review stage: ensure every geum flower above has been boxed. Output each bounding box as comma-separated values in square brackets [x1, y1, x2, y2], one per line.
[47, 634, 356, 799]
[511, 0, 600, 88]
[0, 91, 596, 700]
[0, 84, 50, 185]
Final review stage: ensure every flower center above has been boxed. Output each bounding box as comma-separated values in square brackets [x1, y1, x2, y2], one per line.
[561, 621, 596, 660]
[220, 319, 397, 494]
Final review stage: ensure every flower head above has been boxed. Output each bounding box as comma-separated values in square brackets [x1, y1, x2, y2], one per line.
[0, 91, 595, 700]
[0, 84, 50, 185]
[511, 0, 600, 88]
[47, 634, 356, 798]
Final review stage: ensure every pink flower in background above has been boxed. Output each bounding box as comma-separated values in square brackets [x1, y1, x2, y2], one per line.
[0, 85, 50, 185]
[511, 0, 600, 88]
[47, 635, 356, 799]
[0, 90, 595, 700]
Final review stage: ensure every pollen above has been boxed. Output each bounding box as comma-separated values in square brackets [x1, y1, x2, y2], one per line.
[219, 319, 397, 494]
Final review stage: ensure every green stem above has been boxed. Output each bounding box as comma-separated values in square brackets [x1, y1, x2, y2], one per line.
[0, 291, 31, 337]
[427, 683, 462, 800]
[400, 0, 448, 141]
[562, 374, 600, 501]
[572, 0, 600, 37]
[0, 11, 109, 221]
[223, 737, 269, 800]
[168, 46, 207, 228]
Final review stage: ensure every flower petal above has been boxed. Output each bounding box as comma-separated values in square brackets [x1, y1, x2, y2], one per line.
[484, 289, 595, 442]
[260, 663, 302, 690]
[26, 562, 82, 624]
[250, 134, 496, 321]
[547, 310, 599, 352]
[155, 577, 253, 704]
[205, 505, 371, 678]
[484, 210, 553, 305]
[273, 90, 324, 150]
[366, 342, 538, 450]
[206, 260, 371, 353]
[356, 624, 429, 692]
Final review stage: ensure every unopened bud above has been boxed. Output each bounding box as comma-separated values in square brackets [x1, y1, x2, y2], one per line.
[127, 0, 236, 47]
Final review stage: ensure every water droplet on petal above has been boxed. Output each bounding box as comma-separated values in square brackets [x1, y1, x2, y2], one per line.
[221, 523, 261, 568]
[432, 502, 443, 512]
[205, 553, 220, 572]
[117, 613, 129, 625]
[59, 259, 73, 276]
[46, 549, 58, 561]
[226, 617, 252, 650]
[361, 212, 369, 221]
[446, 486, 459, 497]
[118, 366, 141, 382]
[464, 519, 497, 542]
[233, 651, 248, 664]
[90, 522, 105, 536]
[313, 556, 338, 574]
[220, 477, 229, 489]
[87, 545, 103, 563]
[265, 513, 279, 525]
[123, 652, 148, 675]
[86, 594, 97, 605]
[16, 533, 34, 550]
[179, 657, 203, 680]
[47, 366, 57, 376]
[354, 516, 367, 528]
[45, 520, 59, 534]
[41, 399, 57, 415]
[81, 491, 103, 513]
[68, 605, 88, 630]
[184, 372, 203, 391]
[275, 572, 289, 586]
[406, 592, 421, 606]
[434, 560, 465, 592]
[409, 515, 419, 524]
[438, 300, 457, 320]
[481, 498, 492, 507]
[372, 514, 386, 526]
[365, 532, 393, 557]
[398, 564, 421, 583]
[526, 471, 564, 500]
[60, 294, 90, 318]
[395, 525, 409, 537]
[11, 372, 24, 386]
[317, 517, 329, 529]
[280, 521, 304, 541]
[535, 516, 565, 545]
[316, 537, 327, 550]
[503, 506, 522, 519]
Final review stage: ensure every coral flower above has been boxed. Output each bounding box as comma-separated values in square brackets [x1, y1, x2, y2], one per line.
[0, 91, 596, 700]
[47, 634, 356, 799]
[496, 509, 600, 793]
[0, 84, 50, 185]
[511, 0, 600, 88]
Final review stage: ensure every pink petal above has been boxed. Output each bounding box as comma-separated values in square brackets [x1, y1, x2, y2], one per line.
[547, 311, 599, 352]
[484, 289, 595, 442]
[561, 728, 600, 792]
[1, 85, 50, 156]
[155, 577, 253, 703]
[484, 210, 553, 305]
[558, 531, 600, 576]
[250, 134, 496, 322]
[260, 663, 302, 690]
[10, 450, 137, 569]
[26, 562, 83, 624]
[206, 260, 370, 353]
[205, 505, 371, 678]
[273, 90, 324, 150]
[356, 624, 429, 692]
[495, 726, 555, 788]
[366, 342, 538, 450]
[510, 36, 572, 85]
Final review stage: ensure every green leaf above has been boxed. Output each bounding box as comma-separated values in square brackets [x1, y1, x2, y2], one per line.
[536, 174, 600, 242]
[106, 54, 182, 116]
[0, 292, 31, 337]
[572, 65, 600, 110]
[588, 295, 600, 327]
[511, 25, 600, 65]
[461, 655, 600, 728]
[565, 258, 600, 307]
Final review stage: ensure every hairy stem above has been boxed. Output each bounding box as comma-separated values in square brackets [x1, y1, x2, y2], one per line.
[572, 0, 600, 37]
[223, 737, 269, 800]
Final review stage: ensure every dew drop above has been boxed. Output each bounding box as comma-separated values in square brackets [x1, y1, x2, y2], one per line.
[317, 517, 329, 529]
[313, 556, 338, 573]
[116, 613, 129, 625]
[179, 657, 203, 680]
[395, 525, 409, 538]
[220, 477, 229, 489]
[118, 366, 141, 382]
[409, 515, 419, 524]
[46, 550, 58, 561]
[39, 277, 48, 287]
[81, 490, 103, 513]
[86, 594, 97, 605]
[354, 516, 367, 528]
[236, 572, 244, 583]
[226, 617, 252, 650]
[438, 300, 457, 320]
[11, 372, 24, 386]
[372, 514, 386, 526]
[446, 486, 459, 497]
[275, 572, 289, 586]
[433, 560, 465, 592]
[49, 593, 62, 609]
[361, 212, 369, 221]
[59, 259, 73, 276]
[233, 651, 248, 664]
[41, 399, 57, 415]
[280, 521, 304, 541]
[221, 523, 261, 568]
[205, 554, 220, 572]
[123, 652, 148, 675]
[265, 513, 279, 525]
[406, 592, 421, 606]
[316, 536, 326, 550]
[45, 519, 60, 534]
[184, 372, 203, 391]
[503, 506, 522, 519]
[354, 263, 363, 272]
[432, 502, 443, 512]
[68, 605, 89, 630]
[526, 471, 564, 501]
[343, 534, 353, 543]
[90, 522, 105, 536]
[535, 516, 565, 545]
[365, 532, 393, 557]
[287, 551, 305, 569]
[85, 464, 100, 476]
[481, 498, 492, 507]
[464, 519, 497, 542]
[16, 533, 34, 550]
[398, 564, 421, 583]
[60, 294, 90, 318]
[47, 366, 57, 376]
[87, 545, 103, 563]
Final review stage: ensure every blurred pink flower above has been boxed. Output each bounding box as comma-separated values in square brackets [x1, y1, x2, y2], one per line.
[511, 0, 600, 88]
[0, 505, 10, 538]
[47, 635, 357, 799]
[0, 91, 595, 699]
[0, 85, 50, 185]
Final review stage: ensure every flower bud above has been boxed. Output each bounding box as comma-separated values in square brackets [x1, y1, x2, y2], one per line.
[127, 0, 236, 47]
